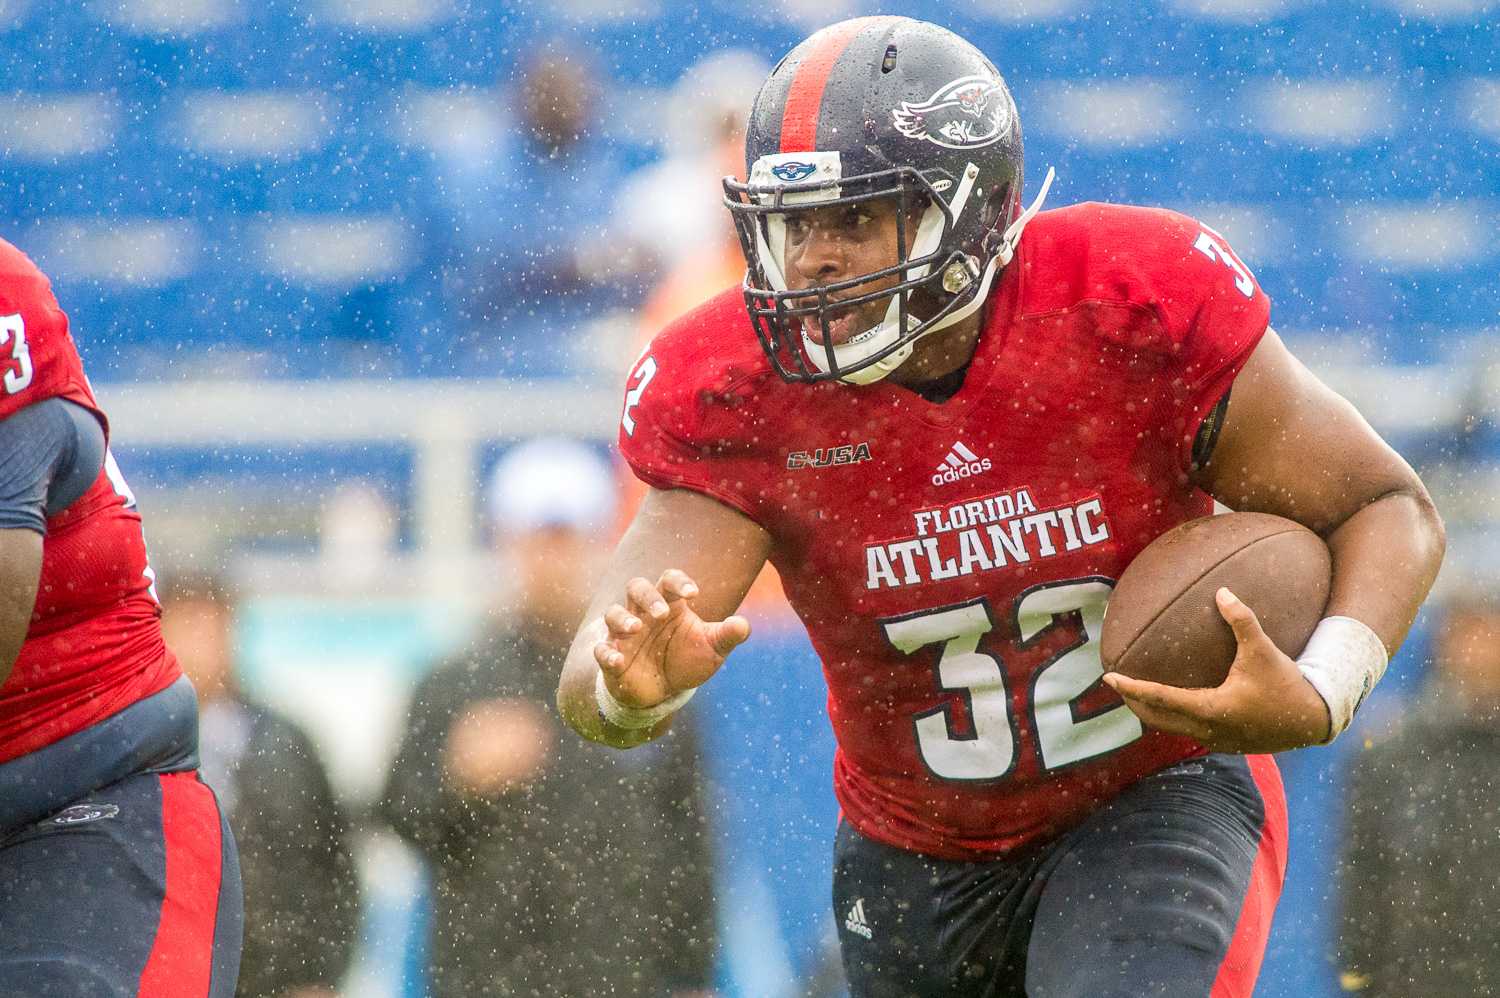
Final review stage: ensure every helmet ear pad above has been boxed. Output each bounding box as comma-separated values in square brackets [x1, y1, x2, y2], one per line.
[902, 281, 947, 327]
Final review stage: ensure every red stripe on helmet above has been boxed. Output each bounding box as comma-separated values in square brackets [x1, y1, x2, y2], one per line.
[779, 18, 882, 153]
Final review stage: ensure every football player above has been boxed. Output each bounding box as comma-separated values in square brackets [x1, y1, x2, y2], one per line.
[0, 239, 241, 995]
[558, 17, 1443, 997]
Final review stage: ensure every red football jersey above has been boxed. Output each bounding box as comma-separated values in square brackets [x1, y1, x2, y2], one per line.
[0, 238, 178, 763]
[619, 203, 1271, 860]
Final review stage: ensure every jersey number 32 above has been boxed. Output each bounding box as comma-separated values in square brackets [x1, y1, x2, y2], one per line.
[884, 578, 1142, 781]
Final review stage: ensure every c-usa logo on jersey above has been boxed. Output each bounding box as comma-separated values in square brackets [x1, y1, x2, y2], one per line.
[892, 75, 1013, 150]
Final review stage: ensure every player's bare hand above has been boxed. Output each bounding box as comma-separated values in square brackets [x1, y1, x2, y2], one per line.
[594, 569, 751, 708]
[1102, 587, 1331, 753]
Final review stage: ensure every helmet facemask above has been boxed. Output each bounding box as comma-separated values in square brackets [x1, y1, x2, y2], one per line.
[725, 157, 995, 386]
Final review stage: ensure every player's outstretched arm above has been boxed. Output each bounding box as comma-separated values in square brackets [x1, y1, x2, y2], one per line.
[558, 486, 772, 749]
[1108, 329, 1445, 752]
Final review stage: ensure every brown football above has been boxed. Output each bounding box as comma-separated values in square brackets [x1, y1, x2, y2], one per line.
[1100, 512, 1332, 689]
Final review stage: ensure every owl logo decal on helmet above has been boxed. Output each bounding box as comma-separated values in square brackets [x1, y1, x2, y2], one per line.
[892, 75, 1014, 150]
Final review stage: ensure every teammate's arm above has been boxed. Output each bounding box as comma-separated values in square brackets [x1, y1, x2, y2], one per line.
[557, 486, 772, 749]
[0, 398, 107, 684]
[1105, 329, 1445, 751]
[0, 530, 41, 683]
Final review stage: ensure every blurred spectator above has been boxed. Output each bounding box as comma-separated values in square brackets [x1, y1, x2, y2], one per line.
[414, 48, 639, 376]
[160, 572, 361, 998]
[380, 438, 718, 998]
[318, 480, 401, 593]
[1336, 592, 1500, 996]
[612, 50, 768, 282]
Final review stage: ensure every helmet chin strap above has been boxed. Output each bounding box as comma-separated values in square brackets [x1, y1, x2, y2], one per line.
[995, 165, 1055, 268]
[809, 166, 1056, 386]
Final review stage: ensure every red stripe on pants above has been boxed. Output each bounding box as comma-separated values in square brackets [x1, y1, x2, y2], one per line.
[1211, 754, 1289, 998]
[137, 773, 224, 997]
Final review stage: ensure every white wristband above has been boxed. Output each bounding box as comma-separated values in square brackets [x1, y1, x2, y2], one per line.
[594, 669, 697, 731]
[1295, 616, 1388, 743]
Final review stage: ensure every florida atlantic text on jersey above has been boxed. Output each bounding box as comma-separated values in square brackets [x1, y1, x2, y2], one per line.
[620, 203, 1270, 859]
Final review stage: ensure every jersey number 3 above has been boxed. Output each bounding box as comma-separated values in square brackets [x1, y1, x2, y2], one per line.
[884, 579, 1142, 781]
[1192, 228, 1255, 299]
[0, 313, 35, 395]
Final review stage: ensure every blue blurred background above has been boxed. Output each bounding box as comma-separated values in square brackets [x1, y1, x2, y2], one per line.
[0, 0, 1494, 995]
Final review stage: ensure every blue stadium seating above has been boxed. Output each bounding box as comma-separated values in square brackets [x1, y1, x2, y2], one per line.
[1, 1, 1492, 379]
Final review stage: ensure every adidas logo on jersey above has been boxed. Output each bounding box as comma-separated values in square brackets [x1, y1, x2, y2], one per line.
[844, 898, 874, 940]
[932, 441, 992, 486]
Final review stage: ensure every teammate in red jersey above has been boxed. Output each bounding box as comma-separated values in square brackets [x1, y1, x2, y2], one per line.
[558, 17, 1444, 997]
[0, 238, 241, 996]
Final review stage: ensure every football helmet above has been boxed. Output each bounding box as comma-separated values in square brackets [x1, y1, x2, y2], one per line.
[724, 16, 1052, 385]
